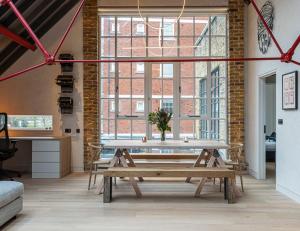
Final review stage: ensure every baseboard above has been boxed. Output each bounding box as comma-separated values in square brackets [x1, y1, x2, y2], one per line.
[277, 184, 300, 203]
[72, 166, 84, 173]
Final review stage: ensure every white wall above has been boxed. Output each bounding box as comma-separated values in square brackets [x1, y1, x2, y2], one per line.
[0, 4, 84, 172]
[246, 0, 300, 202]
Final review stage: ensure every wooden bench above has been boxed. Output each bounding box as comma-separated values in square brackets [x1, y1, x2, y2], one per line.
[130, 153, 200, 160]
[103, 167, 236, 204]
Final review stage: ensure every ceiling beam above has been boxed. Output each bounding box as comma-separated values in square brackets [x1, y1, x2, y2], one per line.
[0, 25, 36, 50]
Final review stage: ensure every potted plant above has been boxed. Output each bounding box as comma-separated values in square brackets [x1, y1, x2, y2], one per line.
[148, 108, 172, 141]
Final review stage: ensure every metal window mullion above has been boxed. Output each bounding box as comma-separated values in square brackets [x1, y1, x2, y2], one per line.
[115, 61, 119, 139]
[145, 62, 151, 140]
[173, 62, 180, 139]
[207, 16, 212, 139]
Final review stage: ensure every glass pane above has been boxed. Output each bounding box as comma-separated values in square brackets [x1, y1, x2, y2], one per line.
[212, 62, 226, 77]
[194, 37, 209, 56]
[211, 78, 226, 98]
[180, 120, 195, 139]
[180, 17, 194, 36]
[148, 17, 162, 36]
[195, 17, 209, 37]
[161, 64, 174, 78]
[180, 37, 194, 56]
[210, 16, 226, 36]
[117, 38, 131, 57]
[163, 38, 178, 56]
[132, 37, 146, 57]
[119, 79, 131, 96]
[163, 18, 177, 37]
[100, 99, 115, 119]
[100, 78, 115, 98]
[117, 120, 131, 139]
[132, 63, 144, 78]
[197, 98, 208, 116]
[180, 99, 194, 116]
[100, 17, 115, 36]
[163, 79, 173, 96]
[181, 62, 194, 77]
[181, 78, 195, 97]
[148, 37, 162, 57]
[101, 120, 115, 140]
[211, 99, 226, 119]
[152, 79, 162, 97]
[119, 63, 131, 78]
[117, 17, 131, 36]
[132, 120, 146, 139]
[198, 120, 209, 139]
[132, 79, 144, 96]
[118, 99, 131, 116]
[211, 37, 226, 57]
[151, 99, 161, 112]
[100, 63, 115, 78]
[197, 78, 207, 98]
[101, 37, 115, 57]
[132, 99, 145, 115]
[161, 99, 174, 113]
[195, 62, 208, 77]
[133, 17, 145, 36]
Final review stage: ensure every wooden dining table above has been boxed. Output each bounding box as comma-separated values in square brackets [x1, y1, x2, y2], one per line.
[102, 139, 230, 197]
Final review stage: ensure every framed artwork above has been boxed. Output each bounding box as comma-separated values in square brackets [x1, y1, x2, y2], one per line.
[282, 71, 298, 110]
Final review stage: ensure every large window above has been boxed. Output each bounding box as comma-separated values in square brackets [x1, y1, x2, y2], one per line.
[7, 115, 53, 131]
[100, 14, 228, 146]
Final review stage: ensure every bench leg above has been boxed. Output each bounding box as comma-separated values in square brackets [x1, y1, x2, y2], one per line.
[224, 177, 235, 204]
[194, 177, 207, 197]
[123, 149, 144, 182]
[103, 176, 112, 203]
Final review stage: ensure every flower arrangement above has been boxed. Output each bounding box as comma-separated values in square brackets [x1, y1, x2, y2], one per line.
[148, 108, 172, 141]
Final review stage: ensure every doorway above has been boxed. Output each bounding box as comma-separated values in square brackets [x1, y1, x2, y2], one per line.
[259, 73, 276, 181]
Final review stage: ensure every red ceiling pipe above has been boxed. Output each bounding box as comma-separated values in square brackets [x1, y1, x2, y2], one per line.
[0, 62, 47, 82]
[4, 0, 53, 61]
[55, 57, 282, 64]
[282, 35, 300, 63]
[53, 0, 86, 57]
[0, 25, 36, 50]
[250, 0, 284, 55]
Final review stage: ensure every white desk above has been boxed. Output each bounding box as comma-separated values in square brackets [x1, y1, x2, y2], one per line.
[11, 136, 71, 179]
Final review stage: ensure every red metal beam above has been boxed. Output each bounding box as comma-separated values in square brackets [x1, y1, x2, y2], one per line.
[0, 25, 36, 51]
[5, 0, 52, 61]
[0, 62, 47, 82]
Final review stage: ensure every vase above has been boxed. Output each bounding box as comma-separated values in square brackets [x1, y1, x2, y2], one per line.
[161, 131, 166, 141]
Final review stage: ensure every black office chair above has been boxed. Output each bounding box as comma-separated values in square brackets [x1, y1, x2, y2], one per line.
[0, 113, 21, 179]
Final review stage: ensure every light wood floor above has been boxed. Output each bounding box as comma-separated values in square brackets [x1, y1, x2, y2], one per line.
[3, 166, 300, 231]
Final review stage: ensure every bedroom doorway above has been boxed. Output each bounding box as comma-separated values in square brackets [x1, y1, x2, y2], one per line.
[259, 73, 276, 181]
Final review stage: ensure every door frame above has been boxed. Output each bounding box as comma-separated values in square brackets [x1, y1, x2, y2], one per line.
[258, 70, 277, 180]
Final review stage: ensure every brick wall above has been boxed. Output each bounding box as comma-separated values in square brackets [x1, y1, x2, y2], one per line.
[228, 0, 245, 150]
[83, 0, 98, 169]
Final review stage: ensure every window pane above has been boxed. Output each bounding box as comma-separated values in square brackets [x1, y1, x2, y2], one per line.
[181, 78, 195, 97]
[100, 63, 115, 78]
[117, 37, 131, 57]
[119, 79, 131, 96]
[100, 78, 115, 98]
[100, 99, 115, 119]
[100, 17, 115, 36]
[211, 37, 226, 57]
[148, 17, 162, 36]
[195, 17, 209, 37]
[161, 64, 174, 78]
[181, 62, 194, 77]
[161, 99, 173, 113]
[212, 61, 226, 77]
[180, 120, 195, 139]
[195, 62, 208, 77]
[198, 120, 209, 139]
[195, 37, 209, 56]
[119, 63, 131, 78]
[7, 115, 53, 130]
[133, 63, 145, 77]
[152, 80, 162, 96]
[117, 120, 131, 139]
[163, 79, 173, 96]
[117, 17, 131, 36]
[101, 120, 115, 140]
[180, 17, 194, 36]
[148, 37, 162, 57]
[180, 37, 194, 56]
[211, 16, 226, 36]
[101, 37, 115, 57]
[211, 78, 226, 98]
[132, 37, 146, 57]
[132, 79, 144, 96]
[132, 120, 146, 139]
[119, 99, 131, 116]
[180, 99, 194, 116]
[133, 17, 145, 36]
[163, 38, 178, 56]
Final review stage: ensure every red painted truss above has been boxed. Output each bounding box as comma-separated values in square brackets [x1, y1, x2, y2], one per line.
[0, 0, 299, 82]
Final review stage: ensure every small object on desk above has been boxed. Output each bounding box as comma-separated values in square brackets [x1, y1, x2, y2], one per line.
[142, 136, 147, 143]
[184, 137, 189, 143]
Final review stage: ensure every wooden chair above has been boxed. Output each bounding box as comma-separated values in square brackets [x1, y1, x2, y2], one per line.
[224, 143, 248, 192]
[88, 143, 114, 193]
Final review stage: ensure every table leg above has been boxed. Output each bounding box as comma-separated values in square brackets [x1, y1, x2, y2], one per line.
[119, 156, 142, 198]
[103, 176, 112, 203]
[186, 149, 209, 183]
[224, 177, 228, 200]
[194, 177, 207, 197]
[123, 149, 144, 182]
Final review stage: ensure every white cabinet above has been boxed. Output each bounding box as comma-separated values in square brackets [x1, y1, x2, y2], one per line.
[31, 137, 71, 179]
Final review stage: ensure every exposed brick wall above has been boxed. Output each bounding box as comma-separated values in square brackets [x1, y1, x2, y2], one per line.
[228, 0, 245, 150]
[83, 0, 98, 169]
